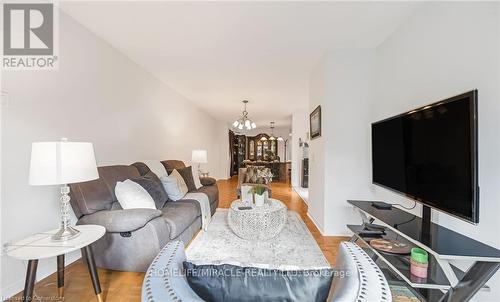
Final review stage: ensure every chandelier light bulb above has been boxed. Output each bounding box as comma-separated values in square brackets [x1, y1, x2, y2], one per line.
[232, 100, 256, 132]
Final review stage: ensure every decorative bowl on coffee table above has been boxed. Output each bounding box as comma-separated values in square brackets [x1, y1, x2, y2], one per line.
[228, 198, 287, 240]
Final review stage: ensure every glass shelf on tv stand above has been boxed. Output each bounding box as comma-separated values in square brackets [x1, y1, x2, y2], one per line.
[346, 200, 500, 301]
[362, 248, 446, 302]
[347, 225, 468, 291]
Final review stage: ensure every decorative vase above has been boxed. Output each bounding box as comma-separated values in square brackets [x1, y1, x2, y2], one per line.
[255, 194, 265, 207]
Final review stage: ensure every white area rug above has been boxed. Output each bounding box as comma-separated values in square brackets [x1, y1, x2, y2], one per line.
[186, 209, 330, 270]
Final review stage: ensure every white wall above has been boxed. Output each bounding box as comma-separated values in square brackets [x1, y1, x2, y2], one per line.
[307, 54, 327, 232]
[307, 50, 375, 235]
[323, 49, 375, 236]
[1, 12, 228, 297]
[291, 110, 309, 187]
[373, 2, 500, 299]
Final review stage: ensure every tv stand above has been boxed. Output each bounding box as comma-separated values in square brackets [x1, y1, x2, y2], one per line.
[347, 200, 500, 302]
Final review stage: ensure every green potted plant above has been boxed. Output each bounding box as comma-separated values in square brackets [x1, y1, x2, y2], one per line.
[265, 150, 275, 161]
[252, 186, 267, 207]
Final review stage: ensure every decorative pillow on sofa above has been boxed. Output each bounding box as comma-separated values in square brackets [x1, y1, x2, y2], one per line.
[160, 169, 188, 201]
[245, 166, 259, 183]
[245, 166, 269, 184]
[131, 171, 168, 209]
[191, 166, 203, 189]
[115, 179, 156, 210]
[200, 177, 216, 186]
[183, 261, 333, 302]
[177, 166, 197, 191]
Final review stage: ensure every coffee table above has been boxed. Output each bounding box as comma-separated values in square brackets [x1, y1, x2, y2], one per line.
[228, 198, 287, 240]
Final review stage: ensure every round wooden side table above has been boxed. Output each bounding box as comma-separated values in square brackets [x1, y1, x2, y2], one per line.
[6, 225, 106, 302]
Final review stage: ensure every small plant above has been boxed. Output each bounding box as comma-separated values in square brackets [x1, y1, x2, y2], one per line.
[252, 186, 267, 196]
[265, 150, 275, 160]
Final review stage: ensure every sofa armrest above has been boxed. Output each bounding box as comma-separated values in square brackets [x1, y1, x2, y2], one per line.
[142, 241, 203, 302]
[328, 242, 391, 302]
[78, 209, 162, 233]
[200, 177, 216, 186]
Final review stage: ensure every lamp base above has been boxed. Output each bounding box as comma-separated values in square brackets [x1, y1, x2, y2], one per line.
[51, 225, 81, 241]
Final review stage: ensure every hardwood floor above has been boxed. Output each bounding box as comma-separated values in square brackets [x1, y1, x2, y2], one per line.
[7, 177, 348, 302]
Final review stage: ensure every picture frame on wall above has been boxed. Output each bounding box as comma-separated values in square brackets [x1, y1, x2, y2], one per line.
[310, 105, 322, 139]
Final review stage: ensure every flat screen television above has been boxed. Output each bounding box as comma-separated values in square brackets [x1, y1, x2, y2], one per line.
[371, 90, 479, 223]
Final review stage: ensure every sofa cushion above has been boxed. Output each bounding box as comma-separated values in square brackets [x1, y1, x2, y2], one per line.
[69, 165, 141, 217]
[200, 177, 216, 186]
[69, 177, 113, 218]
[183, 262, 334, 302]
[78, 209, 162, 233]
[162, 160, 186, 174]
[177, 166, 197, 192]
[161, 200, 201, 239]
[245, 166, 259, 183]
[131, 171, 168, 209]
[192, 185, 218, 205]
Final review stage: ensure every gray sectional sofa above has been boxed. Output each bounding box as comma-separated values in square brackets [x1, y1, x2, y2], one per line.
[69, 160, 218, 272]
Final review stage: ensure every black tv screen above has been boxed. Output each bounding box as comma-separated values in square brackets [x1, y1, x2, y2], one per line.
[372, 90, 478, 223]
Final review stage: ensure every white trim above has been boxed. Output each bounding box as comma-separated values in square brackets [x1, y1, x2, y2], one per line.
[292, 186, 309, 205]
[307, 211, 324, 236]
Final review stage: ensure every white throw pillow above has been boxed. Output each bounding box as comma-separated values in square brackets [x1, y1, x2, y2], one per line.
[142, 160, 168, 179]
[191, 166, 203, 189]
[115, 179, 156, 209]
[160, 169, 188, 201]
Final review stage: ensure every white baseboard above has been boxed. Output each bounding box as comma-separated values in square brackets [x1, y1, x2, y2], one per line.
[2, 251, 81, 299]
[307, 211, 325, 236]
[292, 186, 308, 205]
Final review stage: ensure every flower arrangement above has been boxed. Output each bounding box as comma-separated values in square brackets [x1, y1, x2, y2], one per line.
[257, 168, 273, 184]
[264, 150, 275, 161]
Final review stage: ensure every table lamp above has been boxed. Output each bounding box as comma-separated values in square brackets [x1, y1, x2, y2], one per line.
[29, 138, 99, 241]
[191, 149, 207, 173]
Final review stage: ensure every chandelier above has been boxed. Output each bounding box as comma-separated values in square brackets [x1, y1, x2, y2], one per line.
[232, 100, 256, 131]
[261, 121, 277, 141]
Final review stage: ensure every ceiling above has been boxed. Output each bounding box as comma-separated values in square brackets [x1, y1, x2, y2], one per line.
[60, 1, 419, 128]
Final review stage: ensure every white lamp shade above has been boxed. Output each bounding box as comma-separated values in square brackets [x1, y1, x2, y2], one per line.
[29, 141, 99, 185]
[191, 149, 207, 164]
